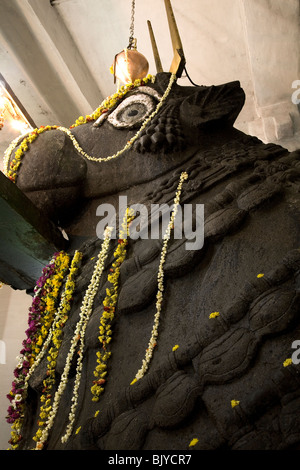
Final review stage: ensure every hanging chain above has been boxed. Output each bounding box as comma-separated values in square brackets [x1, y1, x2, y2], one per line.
[128, 0, 136, 49]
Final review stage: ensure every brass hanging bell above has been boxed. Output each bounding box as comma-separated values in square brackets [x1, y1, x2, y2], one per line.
[112, 42, 149, 85]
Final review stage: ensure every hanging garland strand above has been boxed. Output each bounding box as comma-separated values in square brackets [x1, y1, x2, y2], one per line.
[70, 74, 155, 128]
[6, 253, 59, 449]
[3, 125, 59, 183]
[91, 208, 135, 403]
[131, 171, 189, 384]
[61, 209, 135, 444]
[6, 251, 73, 449]
[2, 73, 178, 181]
[3, 75, 155, 181]
[128, 0, 136, 49]
[31, 252, 71, 363]
[34, 227, 113, 450]
[60, 227, 119, 443]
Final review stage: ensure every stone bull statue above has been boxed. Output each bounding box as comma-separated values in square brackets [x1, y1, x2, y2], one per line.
[3, 0, 300, 447]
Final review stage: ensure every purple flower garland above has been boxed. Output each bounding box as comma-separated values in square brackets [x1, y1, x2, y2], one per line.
[6, 253, 61, 428]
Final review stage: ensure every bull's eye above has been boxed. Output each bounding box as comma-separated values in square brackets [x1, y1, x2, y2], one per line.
[107, 87, 161, 129]
[113, 99, 150, 126]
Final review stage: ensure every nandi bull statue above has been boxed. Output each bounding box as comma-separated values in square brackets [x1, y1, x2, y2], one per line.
[3, 0, 300, 451]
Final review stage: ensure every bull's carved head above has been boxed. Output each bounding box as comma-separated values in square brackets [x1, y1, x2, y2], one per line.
[11, 73, 245, 227]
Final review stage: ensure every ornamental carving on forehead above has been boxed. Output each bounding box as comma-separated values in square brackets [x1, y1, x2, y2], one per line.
[94, 86, 186, 154]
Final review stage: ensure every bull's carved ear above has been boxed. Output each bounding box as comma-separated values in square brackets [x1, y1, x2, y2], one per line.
[179, 81, 245, 129]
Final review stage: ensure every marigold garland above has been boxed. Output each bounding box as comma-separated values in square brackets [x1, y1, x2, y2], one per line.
[69, 74, 155, 128]
[6, 251, 71, 449]
[131, 171, 188, 384]
[61, 237, 114, 442]
[91, 208, 135, 402]
[6, 254, 58, 449]
[34, 227, 112, 449]
[32, 250, 83, 446]
[3, 125, 58, 183]
[2, 74, 163, 181]
[32, 252, 71, 362]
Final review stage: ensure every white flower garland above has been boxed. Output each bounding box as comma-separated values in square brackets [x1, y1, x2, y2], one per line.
[34, 228, 113, 449]
[131, 171, 188, 384]
[55, 73, 177, 163]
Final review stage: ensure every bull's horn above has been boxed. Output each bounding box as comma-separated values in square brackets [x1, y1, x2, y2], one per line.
[147, 20, 163, 73]
[164, 0, 186, 77]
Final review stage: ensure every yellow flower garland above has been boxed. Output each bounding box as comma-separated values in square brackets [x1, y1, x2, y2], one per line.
[3, 126, 58, 183]
[34, 227, 112, 449]
[61, 227, 114, 444]
[209, 311, 220, 319]
[91, 208, 135, 402]
[283, 358, 293, 367]
[189, 438, 199, 447]
[32, 251, 83, 446]
[2, 73, 180, 180]
[31, 251, 70, 365]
